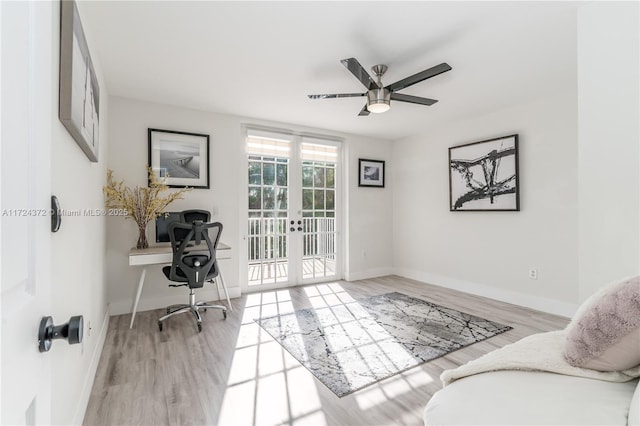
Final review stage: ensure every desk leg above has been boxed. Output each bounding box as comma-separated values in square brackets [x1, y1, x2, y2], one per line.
[130, 266, 147, 329]
[217, 270, 233, 312]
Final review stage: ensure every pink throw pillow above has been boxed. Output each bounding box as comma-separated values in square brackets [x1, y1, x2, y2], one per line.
[565, 276, 640, 371]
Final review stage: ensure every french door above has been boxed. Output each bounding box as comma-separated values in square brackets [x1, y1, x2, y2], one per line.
[245, 129, 341, 290]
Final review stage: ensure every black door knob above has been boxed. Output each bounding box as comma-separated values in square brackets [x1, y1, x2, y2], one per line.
[297, 220, 302, 225]
[290, 227, 295, 232]
[51, 195, 61, 232]
[290, 220, 295, 225]
[297, 227, 303, 231]
[38, 315, 83, 352]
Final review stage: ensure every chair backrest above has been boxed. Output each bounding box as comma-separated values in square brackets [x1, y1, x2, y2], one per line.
[181, 209, 210, 224]
[167, 221, 223, 289]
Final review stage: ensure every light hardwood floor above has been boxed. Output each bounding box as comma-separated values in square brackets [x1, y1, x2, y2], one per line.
[84, 275, 569, 426]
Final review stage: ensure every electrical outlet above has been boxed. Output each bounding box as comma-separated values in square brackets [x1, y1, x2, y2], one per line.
[528, 268, 538, 280]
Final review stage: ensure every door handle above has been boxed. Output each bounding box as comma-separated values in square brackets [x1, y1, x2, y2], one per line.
[51, 195, 61, 232]
[290, 227, 295, 232]
[38, 315, 83, 352]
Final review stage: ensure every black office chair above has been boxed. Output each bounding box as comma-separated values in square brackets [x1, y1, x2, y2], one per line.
[181, 209, 210, 224]
[181, 209, 232, 312]
[158, 220, 227, 332]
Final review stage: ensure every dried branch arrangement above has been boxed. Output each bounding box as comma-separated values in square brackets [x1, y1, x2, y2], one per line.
[104, 167, 191, 248]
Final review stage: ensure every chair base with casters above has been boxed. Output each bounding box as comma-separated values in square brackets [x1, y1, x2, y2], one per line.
[159, 220, 227, 333]
[157, 287, 227, 332]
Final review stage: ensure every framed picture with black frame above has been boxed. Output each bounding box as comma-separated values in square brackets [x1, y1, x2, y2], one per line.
[449, 134, 519, 211]
[358, 159, 385, 187]
[148, 128, 210, 189]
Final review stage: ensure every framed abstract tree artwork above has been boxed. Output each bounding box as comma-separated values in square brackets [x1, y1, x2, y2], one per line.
[449, 134, 519, 211]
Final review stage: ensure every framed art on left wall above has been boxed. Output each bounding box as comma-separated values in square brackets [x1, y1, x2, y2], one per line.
[59, 0, 100, 162]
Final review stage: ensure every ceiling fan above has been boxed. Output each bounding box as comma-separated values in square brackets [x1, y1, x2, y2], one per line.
[308, 58, 452, 116]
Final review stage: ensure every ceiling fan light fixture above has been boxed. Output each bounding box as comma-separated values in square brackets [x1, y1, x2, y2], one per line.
[308, 58, 451, 116]
[367, 88, 391, 113]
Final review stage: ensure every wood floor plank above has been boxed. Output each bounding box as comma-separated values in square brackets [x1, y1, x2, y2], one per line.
[84, 275, 569, 426]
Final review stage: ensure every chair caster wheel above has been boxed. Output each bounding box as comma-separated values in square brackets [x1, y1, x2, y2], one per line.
[197, 323, 202, 332]
[158, 321, 163, 332]
[223, 310, 227, 320]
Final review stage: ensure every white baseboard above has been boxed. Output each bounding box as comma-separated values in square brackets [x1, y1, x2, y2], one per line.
[72, 307, 110, 425]
[345, 267, 395, 282]
[108, 286, 242, 316]
[393, 268, 578, 318]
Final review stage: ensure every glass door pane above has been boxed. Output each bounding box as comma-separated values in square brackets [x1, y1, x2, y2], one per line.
[300, 142, 338, 282]
[247, 135, 291, 287]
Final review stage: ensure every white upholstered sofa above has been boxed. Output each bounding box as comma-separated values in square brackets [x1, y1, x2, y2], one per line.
[424, 365, 639, 425]
[424, 277, 640, 425]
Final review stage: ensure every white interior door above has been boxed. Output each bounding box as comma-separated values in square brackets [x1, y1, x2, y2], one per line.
[1, 1, 53, 424]
[244, 130, 341, 291]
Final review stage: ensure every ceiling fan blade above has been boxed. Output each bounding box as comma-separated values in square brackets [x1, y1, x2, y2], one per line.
[390, 93, 438, 106]
[358, 104, 370, 116]
[341, 58, 379, 90]
[386, 63, 452, 92]
[308, 93, 366, 99]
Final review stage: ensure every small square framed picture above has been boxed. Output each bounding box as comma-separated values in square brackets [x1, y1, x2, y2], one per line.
[358, 159, 385, 188]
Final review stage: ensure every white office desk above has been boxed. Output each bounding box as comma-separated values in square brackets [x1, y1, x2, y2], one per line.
[128, 242, 231, 328]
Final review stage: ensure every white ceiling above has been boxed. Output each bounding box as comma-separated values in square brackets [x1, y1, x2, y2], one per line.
[80, 1, 581, 141]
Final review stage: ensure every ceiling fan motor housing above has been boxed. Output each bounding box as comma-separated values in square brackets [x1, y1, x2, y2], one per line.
[367, 88, 390, 113]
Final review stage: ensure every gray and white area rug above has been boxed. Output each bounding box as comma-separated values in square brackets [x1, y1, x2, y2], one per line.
[255, 292, 512, 397]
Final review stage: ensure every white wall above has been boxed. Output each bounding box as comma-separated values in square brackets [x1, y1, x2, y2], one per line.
[392, 90, 579, 317]
[391, 2, 640, 317]
[106, 96, 392, 314]
[50, 1, 110, 424]
[344, 140, 394, 281]
[577, 2, 640, 300]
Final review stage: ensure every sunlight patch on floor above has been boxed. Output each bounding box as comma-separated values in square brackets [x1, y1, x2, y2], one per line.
[227, 345, 257, 385]
[217, 380, 256, 425]
[256, 372, 289, 425]
[291, 410, 328, 426]
[354, 386, 388, 410]
[354, 369, 436, 411]
[258, 340, 285, 375]
[381, 374, 413, 397]
[218, 289, 326, 425]
[404, 369, 435, 387]
[287, 365, 322, 417]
